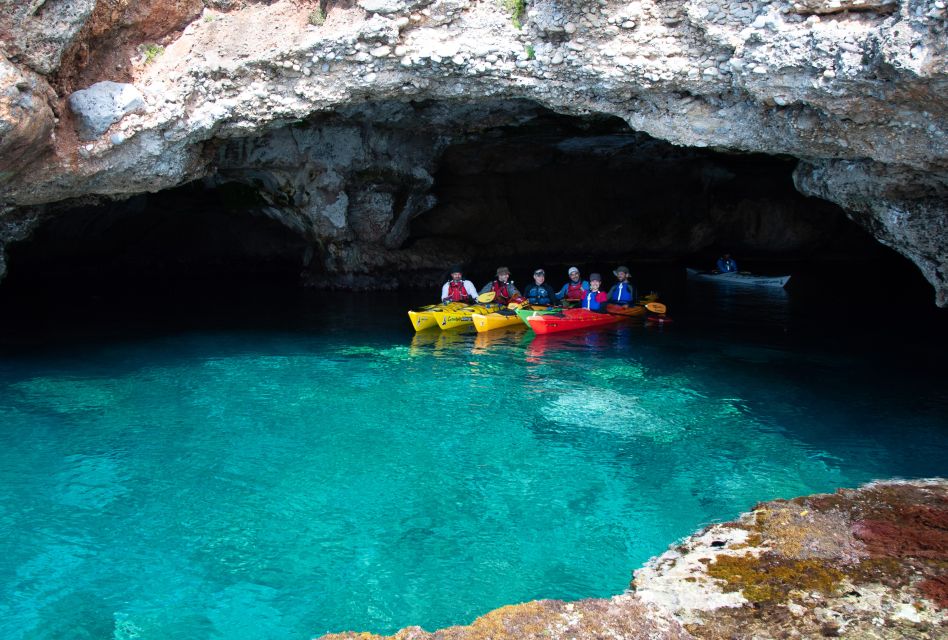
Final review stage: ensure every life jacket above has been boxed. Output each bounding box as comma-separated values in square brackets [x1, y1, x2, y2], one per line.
[525, 284, 553, 306]
[447, 280, 472, 302]
[582, 290, 604, 311]
[609, 282, 634, 304]
[565, 281, 586, 300]
[491, 280, 512, 304]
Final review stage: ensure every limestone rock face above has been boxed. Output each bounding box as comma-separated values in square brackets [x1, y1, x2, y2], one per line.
[0, 55, 56, 180]
[795, 159, 948, 306]
[0, 0, 96, 75]
[0, 0, 945, 300]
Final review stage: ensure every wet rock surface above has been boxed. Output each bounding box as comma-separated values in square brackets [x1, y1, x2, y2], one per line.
[322, 480, 947, 640]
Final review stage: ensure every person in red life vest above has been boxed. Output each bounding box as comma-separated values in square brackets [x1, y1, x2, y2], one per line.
[581, 273, 609, 311]
[479, 266, 520, 305]
[555, 266, 589, 304]
[440, 266, 479, 304]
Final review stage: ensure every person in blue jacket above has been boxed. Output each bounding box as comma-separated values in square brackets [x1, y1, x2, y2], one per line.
[522, 268, 558, 307]
[715, 253, 738, 273]
[555, 266, 589, 304]
[607, 266, 636, 305]
[581, 273, 609, 311]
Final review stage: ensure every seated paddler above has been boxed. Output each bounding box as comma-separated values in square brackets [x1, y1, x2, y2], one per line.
[480, 266, 520, 305]
[581, 273, 608, 311]
[607, 265, 636, 306]
[522, 268, 559, 307]
[441, 266, 479, 304]
[555, 266, 589, 304]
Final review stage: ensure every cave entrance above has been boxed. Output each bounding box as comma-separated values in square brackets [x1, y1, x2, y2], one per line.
[410, 109, 882, 283]
[2, 180, 311, 298]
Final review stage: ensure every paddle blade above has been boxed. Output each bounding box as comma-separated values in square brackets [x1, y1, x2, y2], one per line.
[477, 291, 496, 303]
[645, 302, 667, 314]
[508, 302, 525, 310]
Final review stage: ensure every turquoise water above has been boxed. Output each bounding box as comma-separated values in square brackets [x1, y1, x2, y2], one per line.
[1, 282, 947, 640]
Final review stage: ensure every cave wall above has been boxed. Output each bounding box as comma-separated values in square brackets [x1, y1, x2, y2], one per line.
[2, 103, 883, 293]
[0, 0, 946, 300]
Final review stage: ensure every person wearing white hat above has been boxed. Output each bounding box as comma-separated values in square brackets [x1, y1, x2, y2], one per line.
[555, 266, 589, 304]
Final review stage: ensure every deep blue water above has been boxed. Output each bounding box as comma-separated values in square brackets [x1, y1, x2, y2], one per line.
[1, 263, 946, 640]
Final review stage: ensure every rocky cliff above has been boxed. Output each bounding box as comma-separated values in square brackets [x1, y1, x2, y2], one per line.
[0, 0, 945, 300]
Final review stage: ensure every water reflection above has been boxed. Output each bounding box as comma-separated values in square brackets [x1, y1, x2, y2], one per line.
[409, 329, 472, 355]
[472, 327, 527, 352]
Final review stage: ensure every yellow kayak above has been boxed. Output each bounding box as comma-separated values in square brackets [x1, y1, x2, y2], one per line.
[472, 310, 526, 333]
[432, 303, 504, 330]
[408, 302, 466, 332]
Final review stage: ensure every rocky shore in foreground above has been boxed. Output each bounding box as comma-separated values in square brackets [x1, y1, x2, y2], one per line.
[323, 479, 947, 640]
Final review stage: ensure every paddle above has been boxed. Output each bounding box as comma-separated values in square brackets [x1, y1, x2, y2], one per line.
[645, 302, 667, 314]
[477, 291, 496, 303]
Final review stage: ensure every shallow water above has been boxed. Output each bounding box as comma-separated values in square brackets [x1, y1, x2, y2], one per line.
[1, 266, 947, 639]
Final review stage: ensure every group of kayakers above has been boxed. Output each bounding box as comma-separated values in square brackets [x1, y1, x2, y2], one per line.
[441, 265, 639, 312]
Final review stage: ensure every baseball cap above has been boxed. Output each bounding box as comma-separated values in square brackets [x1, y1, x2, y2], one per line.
[613, 266, 630, 276]
[568, 266, 579, 275]
[589, 273, 602, 281]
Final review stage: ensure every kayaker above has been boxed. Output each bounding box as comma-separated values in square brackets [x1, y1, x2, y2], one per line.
[441, 266, 479, 304]
[581, 273, 608, 311]
[555, 266, 589, 303]
[715, 253, 738, 273]
[480, 266, 520, 305]
[522, 268, 558, 307]
[607, 266, 636, 305]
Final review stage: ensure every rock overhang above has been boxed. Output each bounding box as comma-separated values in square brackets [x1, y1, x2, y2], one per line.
[0, 0, 945, 301]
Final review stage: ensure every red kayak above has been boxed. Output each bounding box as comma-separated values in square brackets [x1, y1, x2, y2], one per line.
[526, 308, 621, 335]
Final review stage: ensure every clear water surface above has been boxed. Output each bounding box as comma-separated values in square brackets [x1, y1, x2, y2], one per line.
[1, 265, 947, 639]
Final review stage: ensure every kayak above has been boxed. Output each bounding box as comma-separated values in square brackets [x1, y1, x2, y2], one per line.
[515, 306, 558, 329]
[605, 303, 647, 317]
[686, 268, 791, 288]
[472, 309, 526, 333]
[526, 308, 621, 335]
[646, 314, 673, 324]
[408, 302, 466, 332]
[432, 303, 505, 330]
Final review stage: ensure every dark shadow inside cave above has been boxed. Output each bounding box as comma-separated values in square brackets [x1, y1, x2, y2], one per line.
[411, 111, 883, 274]
[2, 181, 311, 296]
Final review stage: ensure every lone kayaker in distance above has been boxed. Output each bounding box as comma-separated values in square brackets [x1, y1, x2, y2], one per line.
[523, 268, 558, 307]
[555, 266, 589, 304]
[715, 253, 738, 273]
[607, 266, 636, 306]
[480, 266, 520, 305]
[581, 273, 608, 311]
[441, 266, 479, 304]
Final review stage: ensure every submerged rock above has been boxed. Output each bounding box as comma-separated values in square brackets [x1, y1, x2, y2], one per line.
[322, 479, 948, 639]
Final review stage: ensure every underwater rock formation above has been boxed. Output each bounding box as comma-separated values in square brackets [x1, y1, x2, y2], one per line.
[0, 0, 945, 300]
[322, 479, 948, 639]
